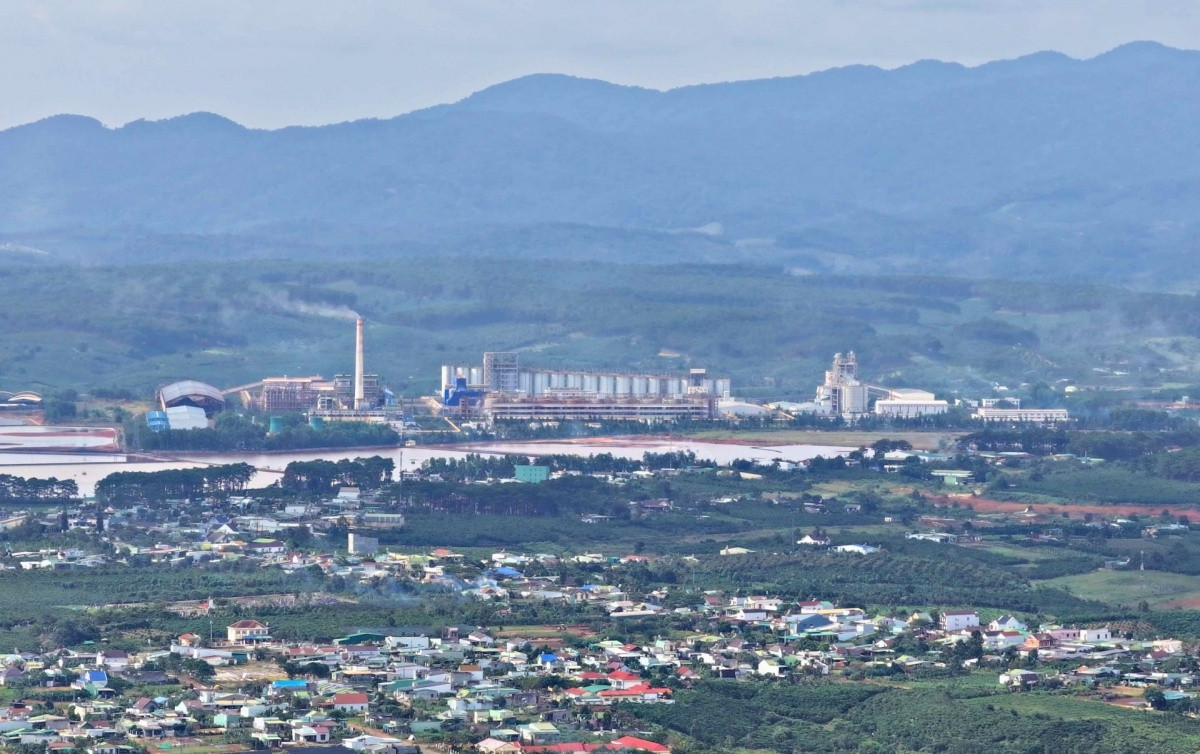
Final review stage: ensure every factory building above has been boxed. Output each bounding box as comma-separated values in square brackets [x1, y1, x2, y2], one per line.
[242, 318, 392, 418]
[0, 390, 42, 411]
[441, 355, 731, 401]
[440, 353, 729, 422]
[972, 407, 1070, 423]
[158, 380, 225, 416]
[814, 352, 871, 418]
[873, 389, 949, 418]
[484, 394, 716, 422]
[815, 352, 947, 420]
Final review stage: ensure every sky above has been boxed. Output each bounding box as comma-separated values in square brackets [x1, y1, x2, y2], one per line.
[4, 0, 1199, 131]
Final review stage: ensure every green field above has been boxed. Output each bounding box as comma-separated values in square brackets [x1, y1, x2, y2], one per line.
[1040, 569, 1200, 609]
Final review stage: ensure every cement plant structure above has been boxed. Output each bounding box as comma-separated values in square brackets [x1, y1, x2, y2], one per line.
[815, 351, 948, 420]
[226, 318, 393, 421]
[441, 352, 729, 422]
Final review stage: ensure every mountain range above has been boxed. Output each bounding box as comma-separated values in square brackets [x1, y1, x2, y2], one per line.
[2, 41, 1198, 287]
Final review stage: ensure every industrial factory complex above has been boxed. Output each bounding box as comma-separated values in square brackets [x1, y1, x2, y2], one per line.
[440, 353, 731, 422]
[128, 321, 1066, 437]
[813, 351, 950, 420]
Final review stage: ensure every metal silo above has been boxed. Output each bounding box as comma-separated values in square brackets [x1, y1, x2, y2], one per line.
[598, 375, 615, 396]
[716, 378, 732, 398]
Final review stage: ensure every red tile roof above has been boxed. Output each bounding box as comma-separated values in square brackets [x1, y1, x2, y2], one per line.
[609, 736, 670, 753]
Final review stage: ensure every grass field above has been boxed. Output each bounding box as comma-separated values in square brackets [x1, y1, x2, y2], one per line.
[962, 692, 1200, 751]
[980, 543, 1064, 562]
[1040, 569, 1200, 609]
[681, 429, 963, 451]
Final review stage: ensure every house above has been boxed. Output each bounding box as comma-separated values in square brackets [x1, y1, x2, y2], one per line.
[606, 670, 644, 690]
[96, 651, 129, 671]
[330, 692, 370, 714]
[290, 724, 332, 743]
[999, 670, 1041, 688]
[1080, 627, 1112, 643]
[1023, 633, 1057, 650]
[518, 722, 560, 745]
[988, 616, 1027, 632]
[247, 538, 287, 555]
[227, 620, 270, 644]
[796, 534, 830, 546]
[756, 659, 787, 678]
[477, 739, 523, 754]
[940, 611, 980, 632]
[74, 670, 108, 690]
[982, 631, 1025, 650]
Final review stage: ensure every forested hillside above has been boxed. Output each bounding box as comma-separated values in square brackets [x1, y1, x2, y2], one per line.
[6, 259, 1200, 399]
[1, 43, 1199, 287]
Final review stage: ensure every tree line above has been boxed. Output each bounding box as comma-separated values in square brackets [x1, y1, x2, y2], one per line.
[95, 463, 254, 503]
[0, 474, 78, 503]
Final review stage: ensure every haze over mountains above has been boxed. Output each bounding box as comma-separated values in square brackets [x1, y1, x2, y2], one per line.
[2, 41, 1198, 287]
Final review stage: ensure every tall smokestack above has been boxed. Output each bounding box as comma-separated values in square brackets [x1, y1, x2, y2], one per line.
[354, 317, 365, 410]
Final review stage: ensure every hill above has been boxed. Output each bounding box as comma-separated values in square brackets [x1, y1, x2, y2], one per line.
[6, 260, 1200, 401]
[1, 43, 1199, 287]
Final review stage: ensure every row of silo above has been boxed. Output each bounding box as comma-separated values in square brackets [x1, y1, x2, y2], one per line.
[445, 362, 733, 399]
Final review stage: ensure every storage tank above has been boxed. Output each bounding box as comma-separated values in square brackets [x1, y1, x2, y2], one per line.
[567, 372, 582, 390]
[268, 416, 284, 435]
[469, 367, 483, 386]
[583, 374, 599, 393]
[647, 377, 662, 396]
[550, 371, 566, 389]
[440, 366, 452, 390]
[666, 378, 684, 396]
[631, 376, 647, 396]
[598, 375, 616, 395]
[716, 378, 732, 398]
[518, 372, 532, 393]
[615, 375, 632, 395]
[533, 371, 549, 395]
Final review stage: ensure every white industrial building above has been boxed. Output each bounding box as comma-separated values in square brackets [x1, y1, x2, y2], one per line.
[440, 354, 731, 400]
[814, 352, 870, 418]
[164, 405, 208, 430]
[874, 388, 949, 418]
[972, 407, 1070, 423]
[815, 352, 947, 420]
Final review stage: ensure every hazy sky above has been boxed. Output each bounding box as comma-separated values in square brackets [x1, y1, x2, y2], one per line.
[5, 0, 1199, 130]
